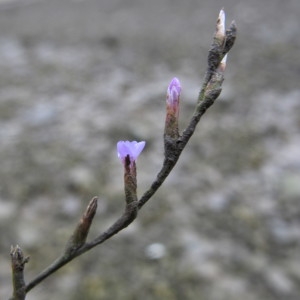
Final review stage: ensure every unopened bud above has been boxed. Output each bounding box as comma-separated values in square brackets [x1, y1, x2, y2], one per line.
[65, 197, 98, 254]
[165, 77, 181, 138]
[167, 78, 181, 115]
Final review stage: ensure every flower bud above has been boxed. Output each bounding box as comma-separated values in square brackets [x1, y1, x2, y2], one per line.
[166, 77, 181, 116]
[165, 77, 181, 138]
[65, 197, 98, 254]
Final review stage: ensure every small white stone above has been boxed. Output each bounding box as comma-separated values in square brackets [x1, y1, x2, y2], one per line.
[145, 243, 166, 260]
[0, 200, 17, 221]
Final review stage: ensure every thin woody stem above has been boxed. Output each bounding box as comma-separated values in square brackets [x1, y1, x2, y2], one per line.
[26, 201, 138, 293]
[137, 83, 219, 209]
[12, 10, 236, 299]
[10, 246, 29, 300]
[137, 15, 233, 210]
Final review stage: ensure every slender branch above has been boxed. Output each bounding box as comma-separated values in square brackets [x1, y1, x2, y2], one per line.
[25, 200, 138, 293]
[137, 74, 222, 209]
[9, 10, 237, 299]
[137, 107, 214, 209]
[137, 15, 237, 210]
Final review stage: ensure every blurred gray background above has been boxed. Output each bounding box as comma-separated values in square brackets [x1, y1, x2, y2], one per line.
[0, 0, 300, 299]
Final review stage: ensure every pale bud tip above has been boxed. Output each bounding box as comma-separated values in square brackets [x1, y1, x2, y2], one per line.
[217, 8, 225, 31]
[221, 53, 227, 64]
[219, 54, 228, 72]
[217, 8, 226, 38]
[167, 77, 181, 107]
[219, 8, 225, 23]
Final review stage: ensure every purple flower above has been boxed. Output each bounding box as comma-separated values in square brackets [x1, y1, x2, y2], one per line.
[166, 77, 181, 108]
[117, 141, 146, 164]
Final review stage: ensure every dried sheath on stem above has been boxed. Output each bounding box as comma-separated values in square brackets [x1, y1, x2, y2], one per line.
[65, 197, 98, 254]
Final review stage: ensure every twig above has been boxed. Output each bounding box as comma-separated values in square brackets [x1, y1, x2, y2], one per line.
[25, 200, 138, 293]
[9, 9, 237, 299]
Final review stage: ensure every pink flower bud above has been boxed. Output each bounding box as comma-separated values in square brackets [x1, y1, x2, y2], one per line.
[165, 77, 181, 139]
[166, 77, 181, 112]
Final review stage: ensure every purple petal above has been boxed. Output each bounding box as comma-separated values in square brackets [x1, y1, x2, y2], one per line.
[117, 141, 146, 163]
[133, 141, 146, 158]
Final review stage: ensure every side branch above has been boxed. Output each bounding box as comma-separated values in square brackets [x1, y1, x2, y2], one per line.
[10, 9, 236, 300]
[25, 200, 138, 293]
[138, 76, 223, 209]
[138, 11, 236, 209]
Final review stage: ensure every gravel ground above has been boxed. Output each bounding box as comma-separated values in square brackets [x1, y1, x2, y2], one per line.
[0, 0, 300, 299]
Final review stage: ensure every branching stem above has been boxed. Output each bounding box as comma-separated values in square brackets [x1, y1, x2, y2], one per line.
[9, 10, 236, 299]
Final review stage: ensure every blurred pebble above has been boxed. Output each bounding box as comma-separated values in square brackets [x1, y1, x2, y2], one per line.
[269, 219, 300, 244]
[279, 172, 300, 200]
[17, 224, 42, 246]
[61, 196, 81, 217]
[145, 243, 166, 260]
[206, 192, 229, 212]
[0, 200, 17, 221]
[265, 268, 294, 295]
[22, 102, 58, 126]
